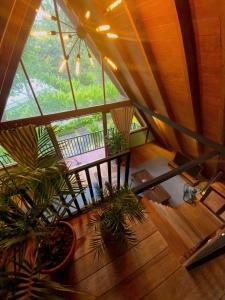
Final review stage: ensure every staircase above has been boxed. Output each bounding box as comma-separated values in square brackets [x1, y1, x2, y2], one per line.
[146, 198, 223, 264]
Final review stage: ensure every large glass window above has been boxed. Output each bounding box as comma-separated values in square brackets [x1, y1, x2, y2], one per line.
[106, 111, 145, 132]
[2, 64, 41, 121]
[53, 113, 103, 140]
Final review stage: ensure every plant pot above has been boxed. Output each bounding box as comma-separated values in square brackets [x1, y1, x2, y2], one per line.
[41, 221, 76, 274]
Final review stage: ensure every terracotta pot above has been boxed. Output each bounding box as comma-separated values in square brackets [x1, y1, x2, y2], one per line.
[41, 221, 76, 274]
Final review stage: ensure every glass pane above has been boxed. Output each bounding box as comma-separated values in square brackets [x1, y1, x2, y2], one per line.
[131, 115, 143, 131]
[70, 46, 104, 108]
[21, 0, 75, 115]
[104, 63, 127, 103]
[2, 63, 41, 121]
[106, 113, 116, 130]
[107, 113, 143, 132]
[53, 113, 103, 140]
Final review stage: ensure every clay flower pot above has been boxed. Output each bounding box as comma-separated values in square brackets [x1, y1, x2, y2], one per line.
[41, 221, 76, 274]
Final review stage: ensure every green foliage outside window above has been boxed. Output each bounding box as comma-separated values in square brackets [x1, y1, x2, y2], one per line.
[3, 0, 124, 122]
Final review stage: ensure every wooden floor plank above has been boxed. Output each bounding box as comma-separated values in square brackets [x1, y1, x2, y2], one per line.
[96, 248, 180, 300]
[58, 144, 225, 300]
[59, 215, 157, 285]
[75, 232, 168, 298]
[189, 253, 225, 300]
[143, 268, 205, 300]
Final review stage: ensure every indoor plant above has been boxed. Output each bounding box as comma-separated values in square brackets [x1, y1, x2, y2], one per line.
[89, 183, 146, 257]
[105, 129, 129, 156]
[0, 125, 84, 298]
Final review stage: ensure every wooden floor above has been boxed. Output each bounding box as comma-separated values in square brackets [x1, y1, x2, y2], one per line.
[55, 202, 225, 300]
[54, 144, 225, 300]
[130, 142, 174, 168]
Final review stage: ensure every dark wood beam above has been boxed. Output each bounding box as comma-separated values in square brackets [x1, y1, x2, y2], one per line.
[174, 0, 202, 150]
[134, 102, 225, 155]
[0, 100, 132, 130]
[133, 150, 219, 194]
[0, 0, 41, 120]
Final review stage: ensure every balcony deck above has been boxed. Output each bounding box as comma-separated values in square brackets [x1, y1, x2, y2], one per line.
[54, 197, 225, 300]
[65, 147, 105, 169]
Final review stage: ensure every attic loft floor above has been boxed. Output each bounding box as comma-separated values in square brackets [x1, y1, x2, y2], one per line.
[52, 143, 225, 300]
[53, 198, 225, 300]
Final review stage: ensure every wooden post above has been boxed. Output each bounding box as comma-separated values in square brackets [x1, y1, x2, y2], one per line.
[102, 112, 108, 157]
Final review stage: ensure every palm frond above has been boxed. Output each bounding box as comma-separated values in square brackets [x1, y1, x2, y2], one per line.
[0, 260, 78, 300]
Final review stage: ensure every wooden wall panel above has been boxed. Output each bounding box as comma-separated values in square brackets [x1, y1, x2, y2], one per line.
[189, 0, 224, 175]
[132, 0, 200, 157]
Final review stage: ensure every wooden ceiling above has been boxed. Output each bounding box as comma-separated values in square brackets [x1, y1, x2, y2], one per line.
[0, 0, 225, 175]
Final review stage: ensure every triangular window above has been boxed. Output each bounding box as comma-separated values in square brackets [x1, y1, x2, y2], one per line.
[2, 0, 127, 121]
[2, 63, 41, 121]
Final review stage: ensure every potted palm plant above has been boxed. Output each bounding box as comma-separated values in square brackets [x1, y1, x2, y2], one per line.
[89, 183, 146, 257]
[0, 125, 85, 298]
[105, 129, 128, 157]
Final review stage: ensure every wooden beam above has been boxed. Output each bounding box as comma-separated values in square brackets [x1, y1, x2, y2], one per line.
[133, 150, 219, 194]
[122, 0, 181, 151]
[0, 0, 41, 120]
[134, 102, 225, 155]
[20, 59, 43, 116]
[0, 100, 132, 130]
[174, 0, 202, 151]
[53, 0, 77, 109]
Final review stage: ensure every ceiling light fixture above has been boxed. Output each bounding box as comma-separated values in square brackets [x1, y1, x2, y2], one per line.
[32, 2, 120, 74]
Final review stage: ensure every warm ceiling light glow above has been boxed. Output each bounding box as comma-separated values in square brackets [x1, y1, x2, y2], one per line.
[85, 10, 91, 19]
[36, 7, 52, 20]
[96, 25, 111, 32]
[75, 54, 80, 76]
[88, 52, 95, 67]
[31, 31, 48, 37]
[106, 33, 119, 39]
[63, 34, 72, 41]
[104, 56, 118, 71]
[48, 31, 57, 35]
[106, 0, 122, 12]
[58, 58, 68, 72]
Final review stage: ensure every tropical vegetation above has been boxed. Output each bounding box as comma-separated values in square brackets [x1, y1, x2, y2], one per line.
[0, 125, 84, 299]
[3, 0, 124, 122]
[89, 183, 146, 257]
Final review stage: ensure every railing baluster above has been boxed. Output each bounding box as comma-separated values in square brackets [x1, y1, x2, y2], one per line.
[107, 160, 112, 185]
[85, 168, 95, 203]
[96, 164, 103, 199]
[117, 157, 121, 189]
[75, 172, 87, 207]
[65, 175, 81, 212]
[77, 136, 82, 155]
[124, 152, 131, 186]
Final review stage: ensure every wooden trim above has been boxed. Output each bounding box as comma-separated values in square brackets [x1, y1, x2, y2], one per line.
[0, 100, 132, 130]
[53, 0, 77, 109]
[174, 0, 202, 152]
[134, 102, 225, 155]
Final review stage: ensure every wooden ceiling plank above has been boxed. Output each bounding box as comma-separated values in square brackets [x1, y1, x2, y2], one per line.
[173, 0, 202, 154]
[122, 0, 182, 151]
